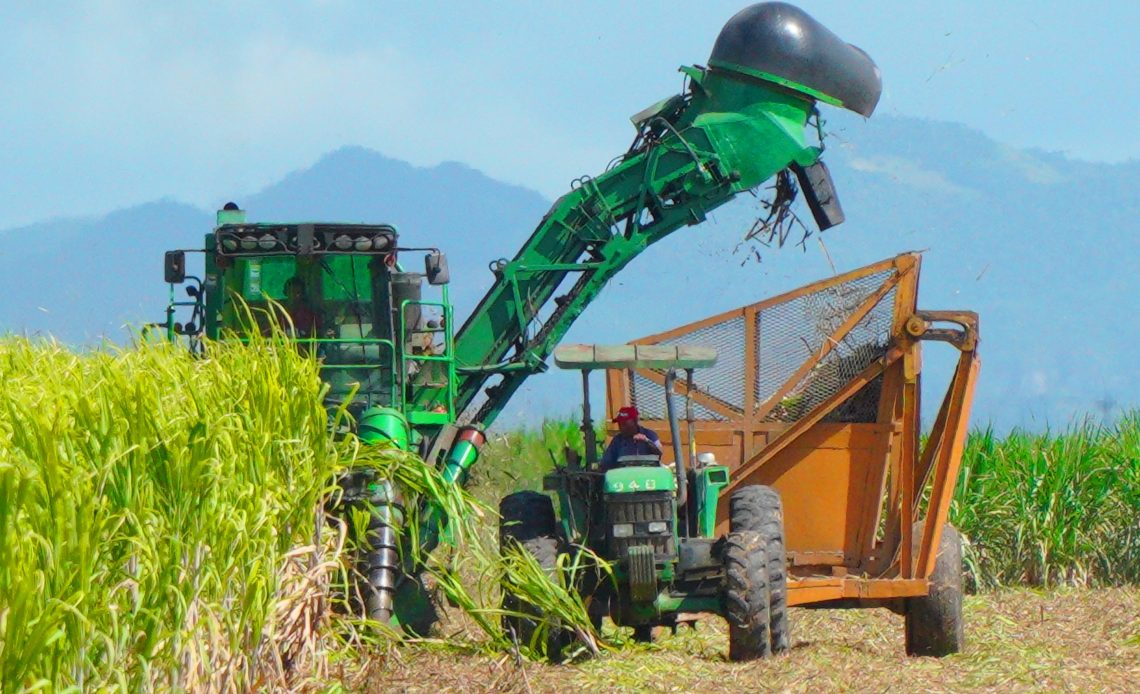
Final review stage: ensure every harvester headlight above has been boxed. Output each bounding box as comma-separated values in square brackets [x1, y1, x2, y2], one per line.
[354, 236, 372, 251]
[258, 234, 277, 250]
[647, 521, 669, 534]
[239, 235, 258, 251]
[221, 236, 238, 252]
[612, 523, 634, 538]
[334, 235, 353, 250]
[372, 234, 392, 251]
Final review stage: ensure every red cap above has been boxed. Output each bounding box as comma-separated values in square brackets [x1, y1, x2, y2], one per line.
[613, 406, 639, 423]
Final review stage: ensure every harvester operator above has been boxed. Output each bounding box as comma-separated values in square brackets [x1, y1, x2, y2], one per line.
[282, 276, 322, 338]
[600, 406, 663, 471]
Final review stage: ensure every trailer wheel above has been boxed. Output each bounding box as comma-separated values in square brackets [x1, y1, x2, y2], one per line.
[729, 485, 790, 654]
[905, 524, 964, 657]
[499, 491, 567, 661]
[724, 531, 770, 661]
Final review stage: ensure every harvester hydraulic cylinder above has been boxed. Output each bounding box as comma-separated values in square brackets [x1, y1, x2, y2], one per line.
[417, 426, 486, 554]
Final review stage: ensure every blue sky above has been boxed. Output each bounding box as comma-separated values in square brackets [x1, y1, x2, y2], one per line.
[1, 1, 1136, 229]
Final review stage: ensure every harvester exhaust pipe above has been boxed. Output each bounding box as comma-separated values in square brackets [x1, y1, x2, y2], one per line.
[664, 369, 688, 516]
[685, 368, 697, 474]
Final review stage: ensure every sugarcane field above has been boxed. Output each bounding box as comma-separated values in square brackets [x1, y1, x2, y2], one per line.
[2, 2, 1138, 692]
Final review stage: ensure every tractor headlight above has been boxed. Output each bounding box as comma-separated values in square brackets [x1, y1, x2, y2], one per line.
[612, 523, 634, 538]
[647, 521, 669, 534]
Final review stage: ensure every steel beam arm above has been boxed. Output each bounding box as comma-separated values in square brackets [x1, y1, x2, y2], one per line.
[439, 69, 836, 428]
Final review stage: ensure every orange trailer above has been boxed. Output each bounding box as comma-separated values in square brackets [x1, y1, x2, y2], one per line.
[604, 253, 979, 653]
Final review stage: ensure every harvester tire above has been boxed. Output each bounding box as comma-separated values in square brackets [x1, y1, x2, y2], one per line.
[723, 531, 771, 661]
[632, 625, 654, 643]
[499, 491, 567, 661]
[905, 524, 964, 657]
[729, 485, 790, 654]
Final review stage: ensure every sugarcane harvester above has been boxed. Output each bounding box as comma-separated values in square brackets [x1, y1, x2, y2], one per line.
[159, 3, 882, 633]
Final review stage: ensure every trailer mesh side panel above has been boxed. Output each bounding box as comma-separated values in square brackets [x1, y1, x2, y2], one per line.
[763, 283, 897, 423]
[630, 372, 728, 422]
[626, 269, 897, 426]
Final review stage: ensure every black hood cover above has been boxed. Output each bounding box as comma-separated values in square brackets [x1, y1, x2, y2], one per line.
[709, 2, 882, 117]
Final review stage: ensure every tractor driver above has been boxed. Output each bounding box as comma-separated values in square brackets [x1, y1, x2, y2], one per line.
[282, 276, 322, 339]
[600, 406, 663, 471]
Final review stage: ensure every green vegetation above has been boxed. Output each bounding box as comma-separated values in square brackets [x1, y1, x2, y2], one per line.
[0, 337, 602, 690]
[954, 414, 1140, 588]
[0, 335, 382, 690]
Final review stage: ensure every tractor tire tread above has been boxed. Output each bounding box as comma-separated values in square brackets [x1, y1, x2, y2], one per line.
[729, 485, 790, 654]
[499, 491, 557, 546]
[724, 531, 771, 661]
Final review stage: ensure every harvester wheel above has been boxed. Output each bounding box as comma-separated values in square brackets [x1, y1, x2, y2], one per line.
[499, 491, 567, 661]
[632, 625, 654, 643]
[723, 531, 770, 661]
[729, 485, 790, 654]
[905, 524, 964, 657]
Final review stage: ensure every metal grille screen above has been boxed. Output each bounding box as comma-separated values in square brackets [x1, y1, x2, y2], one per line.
[625, 267, 898, 426]
[762, 285, 895, 422]
[630, 315, 744, 421]
[631, 372, 729, 421]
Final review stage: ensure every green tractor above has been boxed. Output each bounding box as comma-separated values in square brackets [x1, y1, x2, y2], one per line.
[499, 344, 789, 660]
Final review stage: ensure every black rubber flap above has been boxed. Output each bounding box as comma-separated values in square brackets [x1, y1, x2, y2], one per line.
[710, 2, 882, 116]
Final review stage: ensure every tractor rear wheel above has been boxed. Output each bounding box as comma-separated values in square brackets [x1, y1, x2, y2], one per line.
[499, 491, 567, 661]
[723, 530, 770, 661]
[904, 524, 964, 656]
[729, 485, 790, 654]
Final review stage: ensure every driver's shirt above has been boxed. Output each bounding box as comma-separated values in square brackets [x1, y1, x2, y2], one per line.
[600, 426, 662, 471]
[287, 303, 322, 338]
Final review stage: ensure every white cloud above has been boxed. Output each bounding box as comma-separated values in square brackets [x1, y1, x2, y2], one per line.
[0, 3, 614, 227]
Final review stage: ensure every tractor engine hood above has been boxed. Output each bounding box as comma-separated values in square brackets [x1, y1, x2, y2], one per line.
[709, 2, 882, 117]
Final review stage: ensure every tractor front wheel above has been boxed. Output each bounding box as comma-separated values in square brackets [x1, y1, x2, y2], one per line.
[904, 524, 965, 656]
[729, 485, 790, 654]
[723, 531, 770, 661]
[499, 491, 567, 661]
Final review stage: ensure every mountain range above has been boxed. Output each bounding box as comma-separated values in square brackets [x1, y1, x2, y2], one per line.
[2, 114, 1136, 431]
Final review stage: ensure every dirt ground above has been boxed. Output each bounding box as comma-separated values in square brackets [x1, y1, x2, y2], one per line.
[353, 588, 1140, 693]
